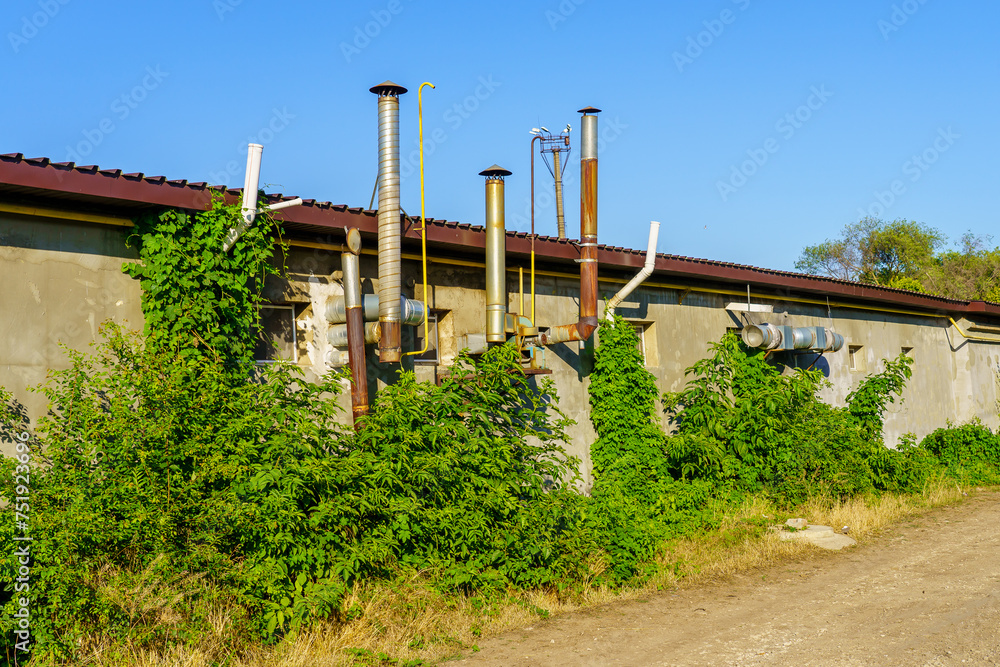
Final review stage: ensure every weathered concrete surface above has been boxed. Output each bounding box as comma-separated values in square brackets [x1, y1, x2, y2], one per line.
[4, 211, 1000, 481]
[457, 493, 1000, 666]
[778, 524, 857, 550]
[0, 214, 143, 455]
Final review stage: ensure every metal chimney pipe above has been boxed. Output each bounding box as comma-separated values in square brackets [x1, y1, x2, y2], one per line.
[370, 80, 407, 363]
[342, 228, 369, 426]
[539, 107, 601, 346]
[481, 165, 512, 344]
[552, 148, 566, 239]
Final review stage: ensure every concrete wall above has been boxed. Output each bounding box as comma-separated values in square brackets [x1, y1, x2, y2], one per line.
[3, 215, 998, 482]
[0, 213, 143, 454]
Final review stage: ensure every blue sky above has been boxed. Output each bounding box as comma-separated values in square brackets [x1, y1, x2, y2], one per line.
[3, 0, 997, 271]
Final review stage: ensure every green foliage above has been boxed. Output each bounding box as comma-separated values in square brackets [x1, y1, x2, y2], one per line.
[846, 353, 913, 440]
[588, 317, 712, 581]
[123, 194, 281, 366]
[921, 232, 1000, 302]
[0, 327, 592, 659]
[921, 420, 1000, 484]
[795, 216, 945, 290]
[588, 316, 663, 475]
[6, 192, 1000, 661]
[663, 333, 930, 502]
[350, 344, 593, 593]
[795, 218, 1000, 302]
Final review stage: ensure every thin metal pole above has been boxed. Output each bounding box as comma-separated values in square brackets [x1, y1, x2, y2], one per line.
[530, 135, 540, 326]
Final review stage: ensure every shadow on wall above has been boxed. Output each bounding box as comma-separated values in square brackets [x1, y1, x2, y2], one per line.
[774, 352, 832, 378]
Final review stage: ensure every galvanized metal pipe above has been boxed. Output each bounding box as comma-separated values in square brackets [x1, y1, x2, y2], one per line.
[326, 295, 424, 326]
[539, 107, 601, 346]
[342, 228, 369, 426]
[329, 321, 381, 347]
[371, 81, 407, 363]
[481, 165, 511, 344]
[552, 148, 566, 240]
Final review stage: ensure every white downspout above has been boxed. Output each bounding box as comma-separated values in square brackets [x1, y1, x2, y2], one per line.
[223, 143, 301, 251]
[605, 220, 660, 320]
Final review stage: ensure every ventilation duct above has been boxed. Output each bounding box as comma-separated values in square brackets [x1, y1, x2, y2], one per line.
[742, 324, 845, 352]
[326, 295, 424, 326]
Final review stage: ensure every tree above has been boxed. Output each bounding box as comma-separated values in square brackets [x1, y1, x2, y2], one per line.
[921, 233, 1000, 302]
[795, 217, 945, 290]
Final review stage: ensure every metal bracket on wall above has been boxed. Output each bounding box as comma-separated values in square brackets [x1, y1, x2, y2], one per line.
[678, 288, 692, 305]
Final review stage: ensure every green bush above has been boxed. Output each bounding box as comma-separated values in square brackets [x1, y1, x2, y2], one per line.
[588, 317, 713, 581]
[661, 333, 934, 503]
[921, 421, 1000, 484]
[0, 332, 593, 659]
[0, 200, 593, 659]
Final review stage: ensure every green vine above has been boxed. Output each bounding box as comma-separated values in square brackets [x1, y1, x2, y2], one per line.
[123, 194, 282, 367]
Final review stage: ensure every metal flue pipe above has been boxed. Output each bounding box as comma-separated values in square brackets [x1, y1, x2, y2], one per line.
[481, 165, 511, 344]
[342, 228, 369, 426]
[606, 221, 660, 320]
[539, 107, 601, 346]
[370, 80, 407, 363]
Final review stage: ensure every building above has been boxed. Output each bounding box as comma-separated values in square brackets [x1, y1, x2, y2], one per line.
[2, 151, 998, 490]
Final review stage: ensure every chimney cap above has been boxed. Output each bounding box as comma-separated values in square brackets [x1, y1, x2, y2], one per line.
[479, 164, 512, 178]
[578, 106, 602, 114]
[369, 80, 408, 96]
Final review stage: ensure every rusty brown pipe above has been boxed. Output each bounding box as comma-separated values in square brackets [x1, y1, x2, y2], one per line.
[539, 107, 601, 346]
[343, 228, 369, 427]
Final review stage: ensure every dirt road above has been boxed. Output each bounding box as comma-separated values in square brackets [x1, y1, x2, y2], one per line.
[456, 493, 1000, 666]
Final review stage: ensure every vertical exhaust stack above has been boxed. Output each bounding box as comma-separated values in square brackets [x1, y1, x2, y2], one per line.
[539, 106, 601, 346]
[370, 80, 407, 363]
[481, 165, 512, 344]
[552, 148, 566, 239]
[342, 229, 369, 426]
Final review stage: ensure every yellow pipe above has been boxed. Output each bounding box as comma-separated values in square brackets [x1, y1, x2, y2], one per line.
[531, 248, 535, 326]
[948, 317, 1000, 343]
[0, 202, 134, 227]
[519, 266, 524, 318]
[404, 81, 435, 359]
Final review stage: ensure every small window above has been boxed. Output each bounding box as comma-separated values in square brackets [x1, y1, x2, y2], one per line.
[901, 346, 913, 359]
[413, 312, 440, 365]
[848, 344, 864, 372]
[255, 305, 297, 363]
[632, 323, 646, 362]
[625, 321, 656, 366]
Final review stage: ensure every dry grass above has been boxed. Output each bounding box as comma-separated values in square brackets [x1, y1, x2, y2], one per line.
[53, 478, 976, 667]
